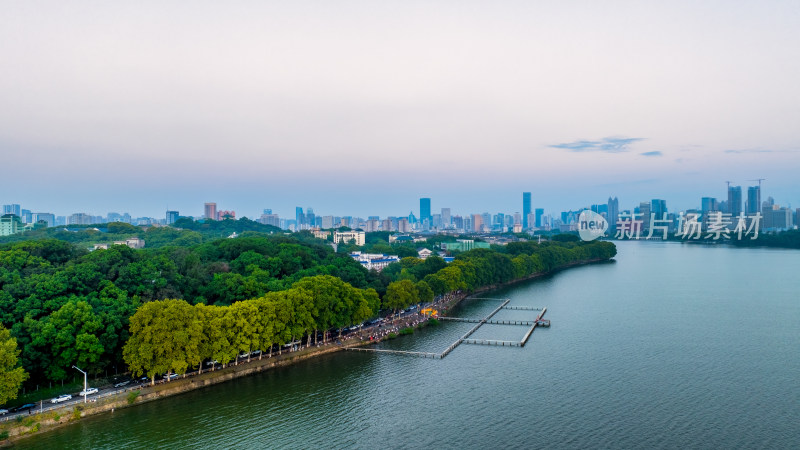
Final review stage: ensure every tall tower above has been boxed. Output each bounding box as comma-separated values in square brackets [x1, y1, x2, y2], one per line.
[746, 186, 761, 215]
[204, 202, 217, 221]
[420, 198, 431, 223]
[441, 208, 451, 228]
[607, 197, 619, 232]
[522, 192, 532, 229]
[727, 186, 742, 217]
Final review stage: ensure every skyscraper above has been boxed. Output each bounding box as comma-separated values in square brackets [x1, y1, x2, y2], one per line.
[441, 208, 451, 228]
[522, 192, 532, 229]
[746, 186, 761, 215]
[204, 202, 217, 220]
[535, 208, 544, 228]
[727, 186, 742, 217]
[607, 197, 619, 232]
[420, 198, 431, 223]
[651, 199, 667, 220]
[2, 204, 21, 217]
[166, 210, 179, 225]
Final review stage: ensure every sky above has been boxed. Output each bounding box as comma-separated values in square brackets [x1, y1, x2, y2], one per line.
[1, 0, 799, 219]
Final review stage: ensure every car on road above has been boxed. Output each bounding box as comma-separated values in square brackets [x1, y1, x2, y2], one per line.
[79, 387, 99, 396]
[162, 373, 178, 381]
[0, 409, 8, 415]
[50, 394, 72, 404]
[12, 403, 36, 413]
[113, 380, 131, 388]
[205, 360, 219, 366]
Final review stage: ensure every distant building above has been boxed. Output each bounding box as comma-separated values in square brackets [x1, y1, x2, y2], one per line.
[92, 238, 145, 251]
[651, 199, 667, 219]
[607, 197, 619, 232]
[218, 210, 235, 220]
[420, 198, 431, 223]
[727, 186, 742, 217]
[522, 192, 532, 229]
[441, 208, 451, 228]
[0, 214, 23, 236]
[417, 248, 433, 260]
[334, 230, 365, 246]
[204, 203, 217, 220]
[321, 215, 335, 229]
[68, 213, 94, 225]
[762, 204, 793, 231]
[311, 229, 330, 240]
[535, 208, 544, 228]
[2, 204, 21, 217]
[259, 212, 280, 228]
[166, 210, 179, 225]
[31, 212, 55, 227]
[746, 186, 761, 215]
[441, 239, 490, 252]
[350, 251, 399, 272]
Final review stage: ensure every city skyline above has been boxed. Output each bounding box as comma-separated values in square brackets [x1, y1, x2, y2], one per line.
[2, 1, 799, 218]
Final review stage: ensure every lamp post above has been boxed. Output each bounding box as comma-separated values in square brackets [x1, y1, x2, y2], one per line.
[72, 365, 87, 403]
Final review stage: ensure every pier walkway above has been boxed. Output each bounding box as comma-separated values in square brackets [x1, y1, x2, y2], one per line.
[345, 297, 548, 359]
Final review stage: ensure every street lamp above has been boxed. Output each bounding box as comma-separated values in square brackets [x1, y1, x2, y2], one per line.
[72, 365, 87, 404]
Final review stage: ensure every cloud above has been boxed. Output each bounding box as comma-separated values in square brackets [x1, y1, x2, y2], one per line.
[551, 137, 644, 153]
[722, 148, 799, 154]
[640, 151, 663, 157]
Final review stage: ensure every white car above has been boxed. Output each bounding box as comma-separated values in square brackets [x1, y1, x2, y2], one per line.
[79, 388, 99, 396]
[50, 394, 72, 404]
[0, 409, 8, 415]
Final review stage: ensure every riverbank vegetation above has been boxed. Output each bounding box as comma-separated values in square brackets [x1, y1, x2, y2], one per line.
[0, 229, 615, 405]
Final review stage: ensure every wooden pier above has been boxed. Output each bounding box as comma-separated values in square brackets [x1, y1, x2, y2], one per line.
[501, 305, 543, 311]
[463, 339, 521, 347]
[345, 299, 549, 358]
[438, 317, 535, 326]
[519, 307, 547, 347]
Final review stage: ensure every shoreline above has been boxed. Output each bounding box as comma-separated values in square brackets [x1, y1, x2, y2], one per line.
[2, 255, 613, 445]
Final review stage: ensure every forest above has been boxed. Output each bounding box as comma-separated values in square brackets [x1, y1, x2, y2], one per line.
[0, 228, 615, 401]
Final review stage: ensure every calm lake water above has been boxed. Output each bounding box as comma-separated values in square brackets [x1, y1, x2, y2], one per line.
[22, 241, 800, 449]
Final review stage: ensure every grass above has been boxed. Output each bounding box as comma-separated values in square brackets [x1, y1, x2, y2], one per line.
[399, 327, 414, 336]
[127, 390, 140, 405]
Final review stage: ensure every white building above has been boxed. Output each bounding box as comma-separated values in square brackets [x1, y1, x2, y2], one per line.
[334, 230, 365, 246]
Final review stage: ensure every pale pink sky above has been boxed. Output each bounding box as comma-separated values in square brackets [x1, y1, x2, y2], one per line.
[1, 1, 798, 218]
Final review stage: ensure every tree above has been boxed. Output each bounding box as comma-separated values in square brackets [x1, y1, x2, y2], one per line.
[384, 280, 416, 313]
[36, 300, 105, 381]
[0, 325, 28, 405]
[123, 299, 203, 385]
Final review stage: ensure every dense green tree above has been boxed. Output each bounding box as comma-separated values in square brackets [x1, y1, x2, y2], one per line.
[123, 299, 203, 384]
[0, 325, 28, 406]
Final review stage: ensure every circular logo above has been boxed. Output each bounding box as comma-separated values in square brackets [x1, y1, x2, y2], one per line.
[578, 210, 608, 241]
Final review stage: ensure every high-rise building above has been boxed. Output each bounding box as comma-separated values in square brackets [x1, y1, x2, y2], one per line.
[295, 207, 304, 226]
[68, 213, 94, 225]
[420, 198, 431, 223]
[0, 214, 24, 236]
[32, 213, 55, 227]
[701, 197, 718, 217]
[2, 204, 21, 217]
[746, 186, 761, 215]
[607, 197, 619, 232]
[727, 186, 742, 217]
[535, 208, 544, 228]
[522, 192, 532, 229]
[651, 199, 667, 220]
[166, 210, 179, 225]
[306, 207, 316, 229]
[471, 214, 483, 232]
[322, 215, 335, 229]
[204, 202, 217, 221]
[441, 208, 451, 228]
[259, 212, 280, 228]
[639, 202, 651, 232]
